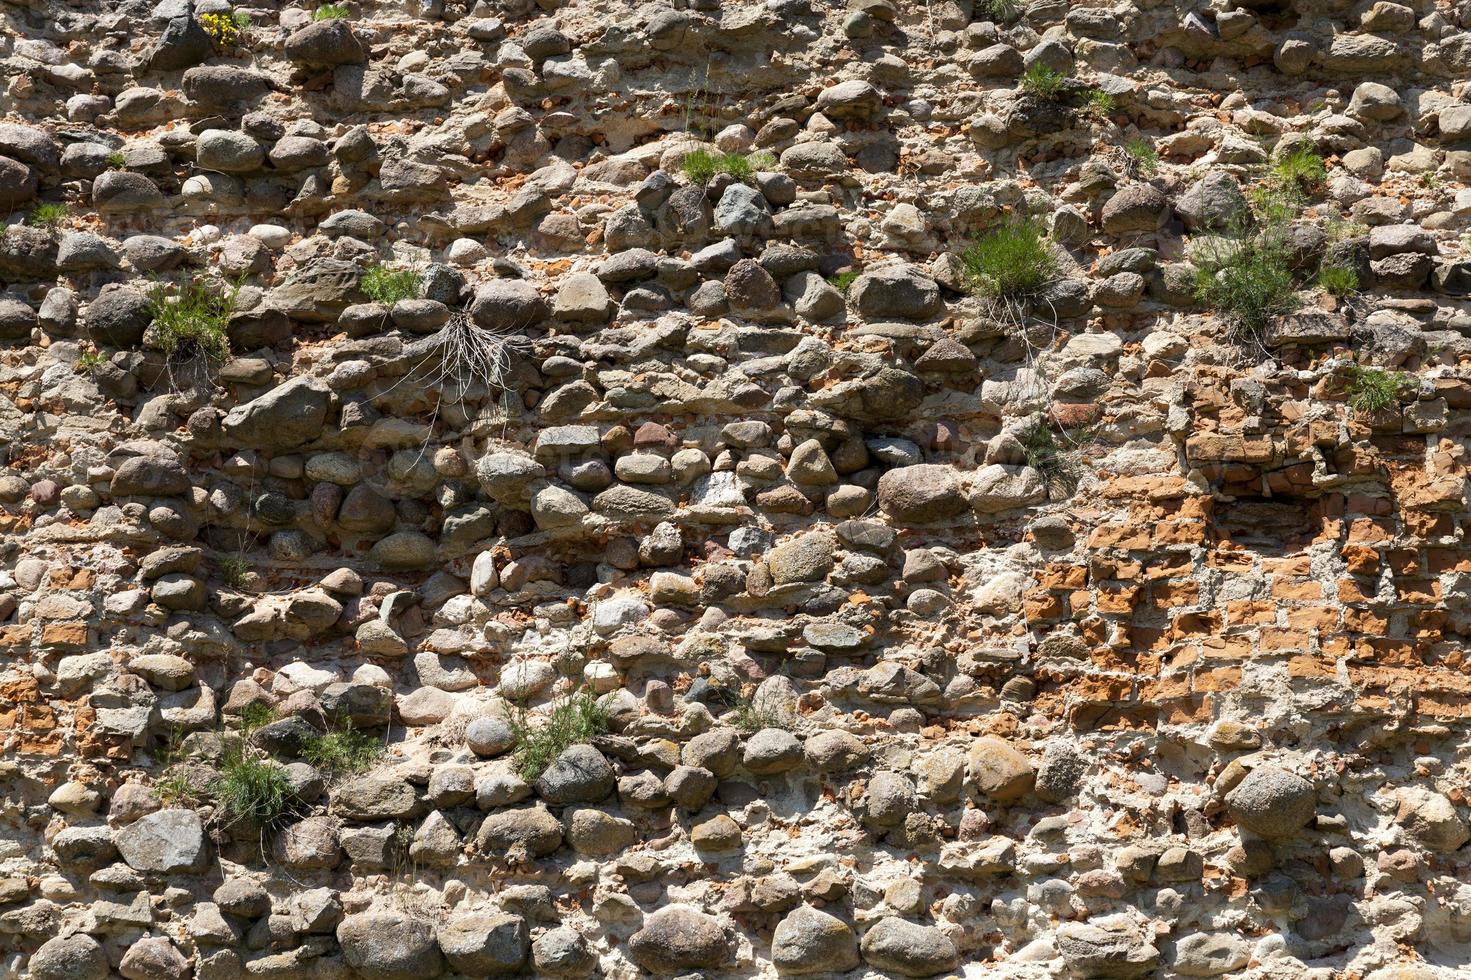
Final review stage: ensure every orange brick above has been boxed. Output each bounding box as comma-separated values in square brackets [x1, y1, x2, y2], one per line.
[40, 623, 88, 650]
[1194, 666, 1243, 692]
[1344, 608, 1389, 634]
[1395, 579, 1441, 603]
[1345, 518, 1394, 545]
[1152, 580, 1201, 604]
[1286, 606, 1339, 630]
[1024, 592, 1064, 623]
[1342, 545, 1380, 576]
[1261, 628, 1312, 653]
[1271, 580, 1323, 601]
[1089, 524, 1151, 550]
[1096, 585, 1140, 614]
[1337, 578, 1379, 604]
[1226, 600, 1276, 625]
[1287, 654, 1336, 677]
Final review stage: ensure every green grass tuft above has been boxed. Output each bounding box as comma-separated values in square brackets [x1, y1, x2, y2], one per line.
[218, 554, 251, 589]
[1317, 263, 1359, 298]
[1020, 63, 1066, 100]
[960, 218, 1057, 300]
[1019, 419, 1081, 495]
[106, 151, 126, 169]
[975, 0, 1022, 21]
[511, 691, 610, 781]
[1125, 137, 1159, 176]
[361, 264, 422, 306]
[1193, 234, 1299, 340]
[146, 280, 236, 364]
[827, 270, 860, 292]
[210, 752, 296, 833]
[27, 203, 68, 229]
[732, 698, 788, 735]
[314, 3, 350, 18]
[300, 724, 382, 780]
[1084, 89, 1116, 118]
[1273, 145, 1326, 195]
[1344, 365, 1402, 414]
[238, 702, 277, 734]
[681, 149, 771, 186]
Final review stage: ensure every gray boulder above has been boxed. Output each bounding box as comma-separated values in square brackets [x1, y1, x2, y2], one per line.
[627, 905, 729, 974]
[285, 19, 367, 66]
[1100, 184, 1169, 235]
[1226, 765, 1316, 837]
[85, 284, 152, 348]
[532, 926, 596, 977]
[92, 171, 165, 213]
[877, 464, 967, 522]
[271, 258, 364, 322]
[221, 376, 332, 449]
[0, 155, 36, 208]
[535, 744, 615, 804]
[859, 917, 959, 977]
[337, 911, 444, 980]
[1175, 171, 1248, 232]
[438, 913, 529, 974]
[772, 905, 860, 975]
[471, 279, 547, 331]
[114, 808, 206, 873]
[1057, 916, 1160, 978]
[476, 805, 563, 858]
[849, 265, 942, 320]
[27, 934, 108, 980]
[196, 129, 265, 173]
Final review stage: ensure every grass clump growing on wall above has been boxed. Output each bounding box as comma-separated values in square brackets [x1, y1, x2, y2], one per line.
[511, 691, 610, 780]
[960, 218, 1057, 300]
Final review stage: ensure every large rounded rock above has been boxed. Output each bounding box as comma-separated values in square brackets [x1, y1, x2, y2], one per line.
[532, 926, 597, 977]
[438, 913, 528, 975]
[92, 170, 165, 212]
[877, 464, 966, 523]
[1226, 765, 1316, 838]
[337, 911, 443, 980]
[271, 258, 364, 322]
[221, 376, 332, 450]
[285, 19, 367, 65]
[849, 265, 942, 320]
[28, 934, 108, 980]
[627, 905, 729, 974]
[85, 283, 152, 348]
[772, 905, 860, 975]
[470, 279, 547, 331]
[1057, 915, 1160, 978]
[369, 531, 438, 571]
[1175, 171, 1248, 232]
[815, 79, 883, 120]
[534, 744, 615, 804]
[859, 917, 959, 977]
[1101, 184, 1169, 236]
[476, 805, 564, 858]
[114, 808, 206, 872]
[0, 154, 37, 207]
[119, 937, 190, 980]
[967, 737, 1035, 803]
[766, 532, 835, 585]
[196, 129, 265, 173]
[1395, 788, 1469, 853]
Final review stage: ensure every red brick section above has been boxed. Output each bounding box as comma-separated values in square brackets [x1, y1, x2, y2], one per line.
[1027, 395, 1471, 725]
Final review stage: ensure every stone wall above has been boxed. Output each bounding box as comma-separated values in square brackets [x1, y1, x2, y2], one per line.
[3, 0, 1471, 977]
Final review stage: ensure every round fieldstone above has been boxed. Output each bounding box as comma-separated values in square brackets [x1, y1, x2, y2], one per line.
[1226, 765, 1316, 838]
[627, 905, 729, 974]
